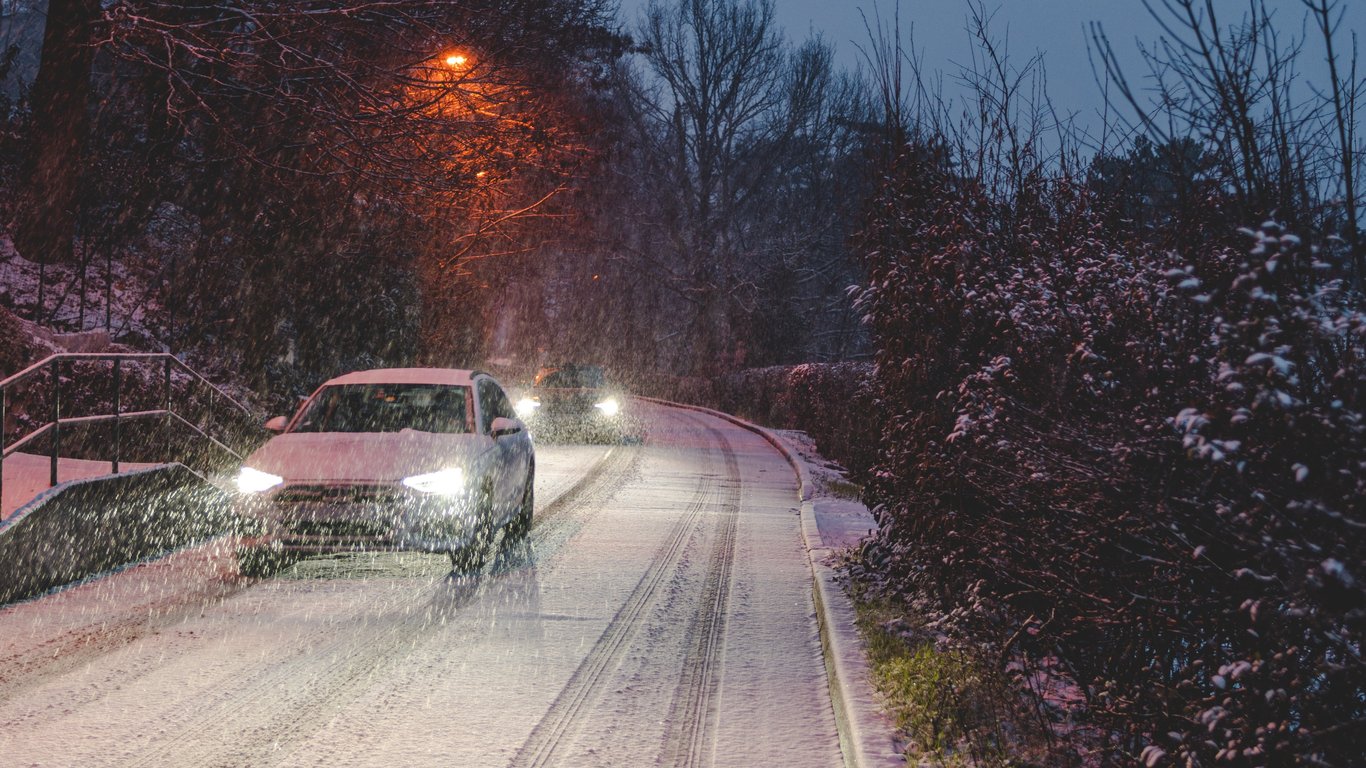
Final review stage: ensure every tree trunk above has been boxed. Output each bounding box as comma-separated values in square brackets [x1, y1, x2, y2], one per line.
[13, 0, 100, 269]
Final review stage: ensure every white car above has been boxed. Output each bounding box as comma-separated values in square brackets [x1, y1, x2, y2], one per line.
[233, 368, 534, 573]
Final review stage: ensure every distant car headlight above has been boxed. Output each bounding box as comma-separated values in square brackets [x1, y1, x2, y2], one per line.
[402, 467, 466, 495]
[594, 398, 620, 417]
[515, 397, 540, 417]
[235, 466, 284, 494]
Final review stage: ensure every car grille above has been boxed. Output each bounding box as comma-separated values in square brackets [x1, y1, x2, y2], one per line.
[269, 484, 406, 545]
[274, 484, 407, 505]
[537, 390, 600, 409]
[285, 518, 392, 539]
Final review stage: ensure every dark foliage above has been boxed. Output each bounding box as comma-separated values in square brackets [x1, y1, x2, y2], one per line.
[0, 305, 35, 377]
[857, 149, 1365, 765]
[711, 362, 877, 480]
[2, 0, 622, 400]
[635, 362, 876, 481]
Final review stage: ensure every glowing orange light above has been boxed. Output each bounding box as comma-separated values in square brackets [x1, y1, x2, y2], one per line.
[445, 54, 468, 67]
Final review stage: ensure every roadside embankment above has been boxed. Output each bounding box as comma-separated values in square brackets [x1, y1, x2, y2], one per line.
[0, 464, 240, 605]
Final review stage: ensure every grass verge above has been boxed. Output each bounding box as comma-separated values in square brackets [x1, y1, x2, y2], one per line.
[848, 573, 1025, 767]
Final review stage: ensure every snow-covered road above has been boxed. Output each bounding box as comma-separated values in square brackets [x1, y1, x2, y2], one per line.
[0, 402, 842, 767]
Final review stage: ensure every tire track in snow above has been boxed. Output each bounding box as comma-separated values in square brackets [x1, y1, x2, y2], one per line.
[118, 566, 489, 767]
[3, 446, 630, 733]
[117, 445, 635, 767]
[508, 414, 739, 768]
[151, 580, 491, 767]
[659, 422, 742, 768]
[525, 445, 641, 556]
[0, 544, 245, 705]
[192, 447, 645, 767]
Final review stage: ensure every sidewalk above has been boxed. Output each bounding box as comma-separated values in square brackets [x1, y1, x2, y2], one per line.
[2, 452, 159, 522]
[777, 429, 905, 768]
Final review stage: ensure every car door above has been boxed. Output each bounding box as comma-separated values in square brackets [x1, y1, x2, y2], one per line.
[476, 377, 528, 522]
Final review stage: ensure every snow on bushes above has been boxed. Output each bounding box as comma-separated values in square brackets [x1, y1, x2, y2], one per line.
[636, 363, 877, 482]
[712, 362, 877, 480]
[856, 150, 1364, 765]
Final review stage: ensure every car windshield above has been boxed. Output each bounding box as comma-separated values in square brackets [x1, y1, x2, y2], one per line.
[535, 366, 605, 389]
[290, 384, 469, 434]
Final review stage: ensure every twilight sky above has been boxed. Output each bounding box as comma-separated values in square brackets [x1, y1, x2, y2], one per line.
[614, 0, 1366, 145]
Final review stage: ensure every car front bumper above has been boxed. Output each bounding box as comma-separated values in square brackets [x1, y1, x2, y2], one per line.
[237, 483, 483, 554]
[525, 404, 624, 438]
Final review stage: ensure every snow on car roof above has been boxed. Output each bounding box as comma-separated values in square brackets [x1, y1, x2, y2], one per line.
[322, 368, 478, 387]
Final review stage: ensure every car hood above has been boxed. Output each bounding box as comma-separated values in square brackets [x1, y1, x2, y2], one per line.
[244, 431, 486, 484]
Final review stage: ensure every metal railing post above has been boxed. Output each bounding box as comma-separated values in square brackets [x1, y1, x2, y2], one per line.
[205, 387, 215, 445]
[50, 359, 60, 487]
[1, 387, 7, 506]
[112, 358, 121, 475]
[163, 356, 172, 446]
[0, 353, 256, 498]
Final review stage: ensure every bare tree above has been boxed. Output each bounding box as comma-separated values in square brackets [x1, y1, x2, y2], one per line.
[634, 0, 787, 371]
[1304, 0, 1363, 278]
[1089, 0, 1365, 279]
[12, 0, 100, 313]
[620, 0, 871, 371]
[3, 0, 618, 392]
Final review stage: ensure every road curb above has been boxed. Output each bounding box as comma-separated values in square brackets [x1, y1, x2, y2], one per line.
[634, 396, 814, 501]
[633, 396, 903, 768]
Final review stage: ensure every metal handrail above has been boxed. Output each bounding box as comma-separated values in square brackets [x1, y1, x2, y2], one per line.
[1, 353, 259, 507]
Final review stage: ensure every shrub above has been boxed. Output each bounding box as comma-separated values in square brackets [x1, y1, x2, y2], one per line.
[0, 305, 37, 379]
[714, 362, 877, 479]
[856, 150, 1365, 765]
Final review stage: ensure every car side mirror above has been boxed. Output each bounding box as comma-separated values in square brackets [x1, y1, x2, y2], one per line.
[264, 416, 289, 433]
[490, 417, 524, 438]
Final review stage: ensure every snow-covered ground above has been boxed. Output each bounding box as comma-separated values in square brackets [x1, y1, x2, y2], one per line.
[0, 402, 858, 767]
[2, 452, 161, 522]
[0, 233, 162, 342]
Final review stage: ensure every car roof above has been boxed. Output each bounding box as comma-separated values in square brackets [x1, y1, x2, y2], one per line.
[320, 367, 480, 387]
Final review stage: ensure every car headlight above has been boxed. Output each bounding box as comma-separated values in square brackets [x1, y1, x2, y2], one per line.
[235, 466, 284, 494]
[594, 397, 620, 417]
[515, 397, 540, 417]
[402, 467, 465, 495]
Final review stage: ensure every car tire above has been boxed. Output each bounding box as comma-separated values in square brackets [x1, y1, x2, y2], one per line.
[505, 465, 535, 542]
[449, 483, 494, 573]
[237, 542, 288, 578]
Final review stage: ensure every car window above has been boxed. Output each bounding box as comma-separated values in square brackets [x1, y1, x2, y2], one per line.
[492, 386, 515, 420]
[290, 384, 469, 434]
[535, 365, 605, 388]
[477, 379, 496, 433]
[477, 379, 517, 434]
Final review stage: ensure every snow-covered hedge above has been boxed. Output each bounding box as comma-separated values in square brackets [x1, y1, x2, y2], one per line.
[710, 362, 876, 479]
[856, 154, 1364, 765]
[634, 363, 876, 480]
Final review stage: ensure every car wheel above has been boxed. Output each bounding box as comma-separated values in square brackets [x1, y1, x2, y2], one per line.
[505, 465, 535, 542]
[449, 483, 494, 573]
[237, 542, 289, 578]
